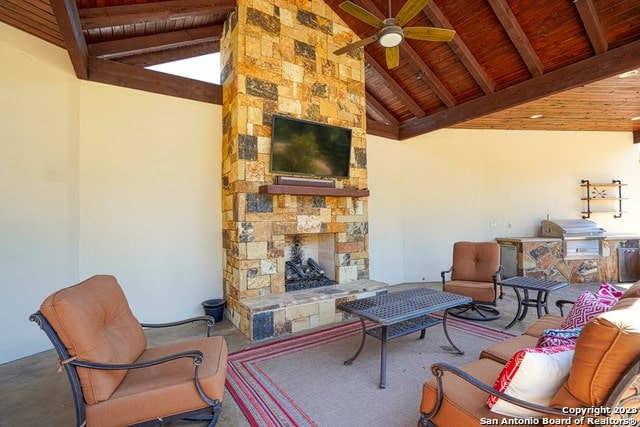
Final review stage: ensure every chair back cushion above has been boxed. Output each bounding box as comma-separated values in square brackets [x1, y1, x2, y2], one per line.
[551, 297, 640, 408]
[40, 275, 147, 405]
[451, 241, 500, 282]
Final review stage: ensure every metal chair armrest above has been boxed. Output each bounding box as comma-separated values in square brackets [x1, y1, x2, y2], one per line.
[492, 266, 504, 298]
[555, 299, 575, 317]
[421, 362, 571, 421]
[441, 267, 453, 284]
[141, 315, 216, 336]
[68, 350, 206, 371]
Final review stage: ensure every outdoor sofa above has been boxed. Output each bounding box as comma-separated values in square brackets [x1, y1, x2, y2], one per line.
[419, 280, 640, 426]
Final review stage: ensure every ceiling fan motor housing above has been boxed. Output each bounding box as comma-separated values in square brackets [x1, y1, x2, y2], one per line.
[378, 20, 404, 48]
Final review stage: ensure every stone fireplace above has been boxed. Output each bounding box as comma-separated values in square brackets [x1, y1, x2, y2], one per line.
[220, 0, 387, 341]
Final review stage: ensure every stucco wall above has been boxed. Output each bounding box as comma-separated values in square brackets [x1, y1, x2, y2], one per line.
[0, 23, 223, 363]
[368, 130, 640, 285]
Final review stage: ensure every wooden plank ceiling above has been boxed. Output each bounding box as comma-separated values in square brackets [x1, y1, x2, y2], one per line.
[1, 0, 639, 140]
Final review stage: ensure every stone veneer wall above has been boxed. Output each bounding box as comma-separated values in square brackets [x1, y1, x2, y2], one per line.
[220, 0, 368, 340]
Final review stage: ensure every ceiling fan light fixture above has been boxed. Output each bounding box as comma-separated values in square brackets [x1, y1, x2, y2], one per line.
[378, 26, 404, 48]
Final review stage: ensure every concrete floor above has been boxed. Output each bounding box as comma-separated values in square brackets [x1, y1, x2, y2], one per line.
[0, 281, 605, 426]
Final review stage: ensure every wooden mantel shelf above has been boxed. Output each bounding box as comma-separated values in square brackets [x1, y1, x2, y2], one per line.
[258, 185, 370, 198]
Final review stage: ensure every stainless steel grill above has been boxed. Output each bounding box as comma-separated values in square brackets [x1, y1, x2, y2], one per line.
[540, 219, 606, 259]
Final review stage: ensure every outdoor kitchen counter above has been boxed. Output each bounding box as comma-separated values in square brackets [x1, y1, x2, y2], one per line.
[496, 235, 640, 243]
[496, 236, 640, 283]
[605, 233, 640, 239]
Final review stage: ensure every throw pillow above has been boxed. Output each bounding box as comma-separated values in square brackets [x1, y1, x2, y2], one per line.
[488, 345, 575, 418]
[594, 281, 623, 306]
[560, 291, 610, 329]
[536, 327, 582, 348]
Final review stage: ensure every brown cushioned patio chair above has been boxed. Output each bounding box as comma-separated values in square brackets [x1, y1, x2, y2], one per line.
[441, 241, 502, 321]
[30, 275, 228, 427]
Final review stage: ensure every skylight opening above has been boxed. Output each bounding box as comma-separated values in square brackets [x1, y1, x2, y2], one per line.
[146, 53, 221, 84]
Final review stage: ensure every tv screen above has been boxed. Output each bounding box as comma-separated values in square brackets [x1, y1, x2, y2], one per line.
[270, 115, 352, 178]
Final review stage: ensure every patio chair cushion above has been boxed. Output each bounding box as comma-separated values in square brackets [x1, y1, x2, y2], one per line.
[522, 314, 564, 337]
[479, 334, 539, 365]
[85, 336, 228, 427]
[39, 275, 147, 404]
[551, 297, 640, 408]
[443, 280, 497, 303]
[421, 358, 508, 425]
[450, 241, 500, 283]
[488, 345, 574, 417]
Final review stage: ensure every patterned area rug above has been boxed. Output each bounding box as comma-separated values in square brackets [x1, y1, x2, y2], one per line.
[226, 317, 515, 427]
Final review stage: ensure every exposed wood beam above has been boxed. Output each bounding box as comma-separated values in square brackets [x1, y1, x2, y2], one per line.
[49, 0, 89, 79]
[574, 0, 608, 54]
[115, 41, 219, 67]
[88, 25, 222, 59]
[634, 131, 640, 144]
[399, 40, 640, 139]
[365, 51, 426, 118]
[423, 2, 495, 94]
[486, 0, 544, 77]
[79, 0, 234, 30]
[366, 90, 399, 126]
[399, 42, 456, 107]
[358, 0, 456, 107]
[88, 57, 221, 104]
[366, 118, 399, 140]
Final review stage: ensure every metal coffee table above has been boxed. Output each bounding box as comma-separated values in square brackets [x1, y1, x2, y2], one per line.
[336, 288, 472, 388]
[499, 276, 568, 329]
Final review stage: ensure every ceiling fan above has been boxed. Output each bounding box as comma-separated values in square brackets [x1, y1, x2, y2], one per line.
[334, 0, 456, 69]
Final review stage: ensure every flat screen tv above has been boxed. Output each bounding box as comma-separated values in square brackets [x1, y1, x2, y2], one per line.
[270, 115, 352, 178]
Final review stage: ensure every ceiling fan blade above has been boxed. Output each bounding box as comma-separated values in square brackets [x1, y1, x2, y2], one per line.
[334, 34, 378, 55]
[339, 1, 384, 29]
[385, 46, 400, 69]
[404, 27, 456, 42]
[395, 0, 431, 27]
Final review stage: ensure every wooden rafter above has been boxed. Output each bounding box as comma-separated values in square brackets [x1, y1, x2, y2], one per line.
[87, 25, 223, 59]
[423, 1, 495, 94]
[399, 42, 456, 107]
[89, 57, 221, 103]
[116, 41, 220, 67]
[400, 40, 640, 138]
[574, 0, 608, 54]
[365, 51, 426, 118]
[358, 0, 456, 108]
[486, 0, 544, 77]
[366, 90, 399, 126]
[78, 0, 234, 30]
[49, 0, 88, 78]
[366, 117, 399, 140]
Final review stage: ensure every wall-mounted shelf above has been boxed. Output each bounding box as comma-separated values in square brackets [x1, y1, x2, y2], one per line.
[259, 185, 370, 198]
[580, 179, 627, 219]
